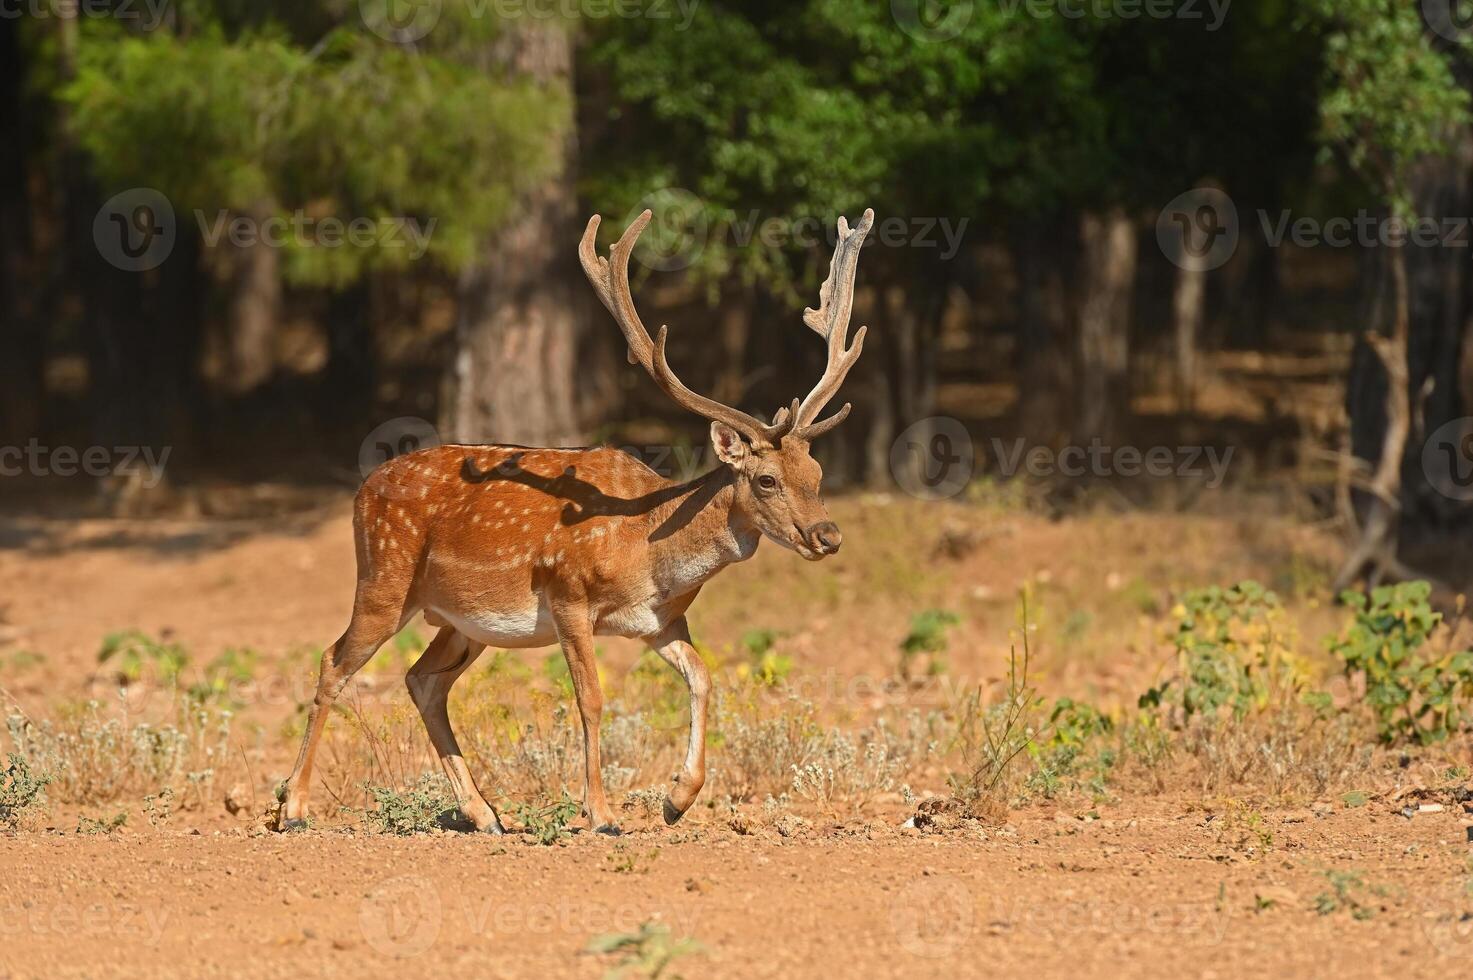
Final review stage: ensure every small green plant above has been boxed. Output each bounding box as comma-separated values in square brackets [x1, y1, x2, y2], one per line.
[98, 630, 189, 686]
[1026, 698, 1116, 799]
[187, 648, 259, 708]
[605, 843, 659, 874]
[0, 754, 50, 830]
[364, 773, 457, 835]
[899, 609, 960, 679]
[739, 629, 792, 687]
[3, 650, 46, 674]
[1146, 582, 1301, 719]
[948, 614, 1042, 814]
[1330, 582, 1473, 744]
[76, 811, 128, 835]
[1313, 869, 1385, 920]
[513, 791, 580, 845]
[585, 920, 703, 979]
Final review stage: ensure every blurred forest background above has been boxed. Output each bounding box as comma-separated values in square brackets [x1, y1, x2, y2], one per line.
[2, 0, 1473, 590]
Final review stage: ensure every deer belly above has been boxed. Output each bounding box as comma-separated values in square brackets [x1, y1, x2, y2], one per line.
[594, 603, 664, 640]
[431, 603, 557, 648]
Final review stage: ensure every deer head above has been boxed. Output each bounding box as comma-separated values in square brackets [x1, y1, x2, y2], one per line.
[579, 207, 874, 560]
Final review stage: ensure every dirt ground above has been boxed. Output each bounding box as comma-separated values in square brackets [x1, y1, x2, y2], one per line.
[2, 494, 1472, 978]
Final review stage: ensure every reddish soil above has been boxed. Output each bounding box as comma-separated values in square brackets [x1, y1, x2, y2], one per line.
[2, 803, 1471, 978]
[2, 496, 1472, 977]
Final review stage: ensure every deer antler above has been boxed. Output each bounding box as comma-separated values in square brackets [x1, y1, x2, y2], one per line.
[791, 208, 874, 440]
[579, 210, 795, 447]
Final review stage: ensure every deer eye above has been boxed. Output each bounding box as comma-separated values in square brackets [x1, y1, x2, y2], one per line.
[756, 474, 779, 492]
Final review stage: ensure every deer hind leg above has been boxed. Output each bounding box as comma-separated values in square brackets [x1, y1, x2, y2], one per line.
[406, 627, 504, 834]
[552, 607, 619, 834]
[276, 590, 410, 831]
[648, 616, 710, 825]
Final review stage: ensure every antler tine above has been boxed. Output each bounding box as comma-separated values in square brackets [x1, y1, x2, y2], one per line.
[794, 208, 875, 437]
[580, 211, 788, 445]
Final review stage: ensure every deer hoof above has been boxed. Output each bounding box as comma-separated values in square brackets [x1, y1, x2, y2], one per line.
[594, 823, 623, 837]
[662, 798, 686, 826]
[479, 821, 506, 836]
[277, 817, 309, 833]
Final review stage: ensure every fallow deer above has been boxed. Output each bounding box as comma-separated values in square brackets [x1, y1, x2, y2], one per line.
[277, 206, 874, 834]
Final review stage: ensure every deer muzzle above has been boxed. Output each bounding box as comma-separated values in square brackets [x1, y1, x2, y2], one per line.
[804, 521, 843, 557]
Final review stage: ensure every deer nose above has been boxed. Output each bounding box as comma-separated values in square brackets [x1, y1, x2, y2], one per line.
[807, 521, 843, 555]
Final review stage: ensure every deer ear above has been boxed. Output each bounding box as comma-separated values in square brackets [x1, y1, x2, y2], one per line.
[710, 421, 750, 468]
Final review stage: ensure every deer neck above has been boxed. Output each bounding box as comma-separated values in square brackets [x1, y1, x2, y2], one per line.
[644, 465, 759, 592]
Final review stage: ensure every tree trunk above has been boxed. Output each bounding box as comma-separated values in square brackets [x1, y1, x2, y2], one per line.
[714, 282, 753, 406]
[1333, 244, 1411, 592]
[0, 16, 43, 445]
[1014, 216, 1073, 446]
[1074, 208, 1137, 443]
[1166, 213, 1210, 413]
[220, 201, 281, 394]
[446, 23, 581, 447]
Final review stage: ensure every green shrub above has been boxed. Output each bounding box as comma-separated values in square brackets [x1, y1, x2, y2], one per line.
[1026, 698, 1116, 798]
[0, 754, 50, 830]
[98, 630, 189, 686]
[364, 773, 457, 834]
[513, 791, 580, 845]
[899, 609, 960, 679]
[739, 629, 793, 687]
[1330, 582, 1473, 745]
[1143, 581, 1315, 721]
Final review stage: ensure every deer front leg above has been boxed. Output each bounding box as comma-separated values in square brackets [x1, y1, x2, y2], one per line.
[552, 605, 620, 835]
[649, 616, 710, 825]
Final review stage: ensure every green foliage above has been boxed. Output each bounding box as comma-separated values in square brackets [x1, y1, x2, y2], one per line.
[1313, 869, 1384, 920]
[513, 791, 580, 845]
[899, 609, 960, 679]
[2, 650, 46, 675]
[98, 630, 189, 686]
[739, 629, 792, 687]
[543, 651, 576, 700]
[76, 811, 128, 836]
[1144, 582, 1313, 720]
[585, 920, 703, 979]
[59, 8, 565, 286]
[364, 773, 457, 835]
[186, 647, 259, 708]
[1330, 582, 1473, 744]
[0, 754, 50, 830]
[1303, 0, 1469, 208]
[949, 629, 1042, 808]
[1026, 698, 1116, 798]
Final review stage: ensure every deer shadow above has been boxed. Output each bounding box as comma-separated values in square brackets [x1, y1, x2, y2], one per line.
[458, 451, 726, 543]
